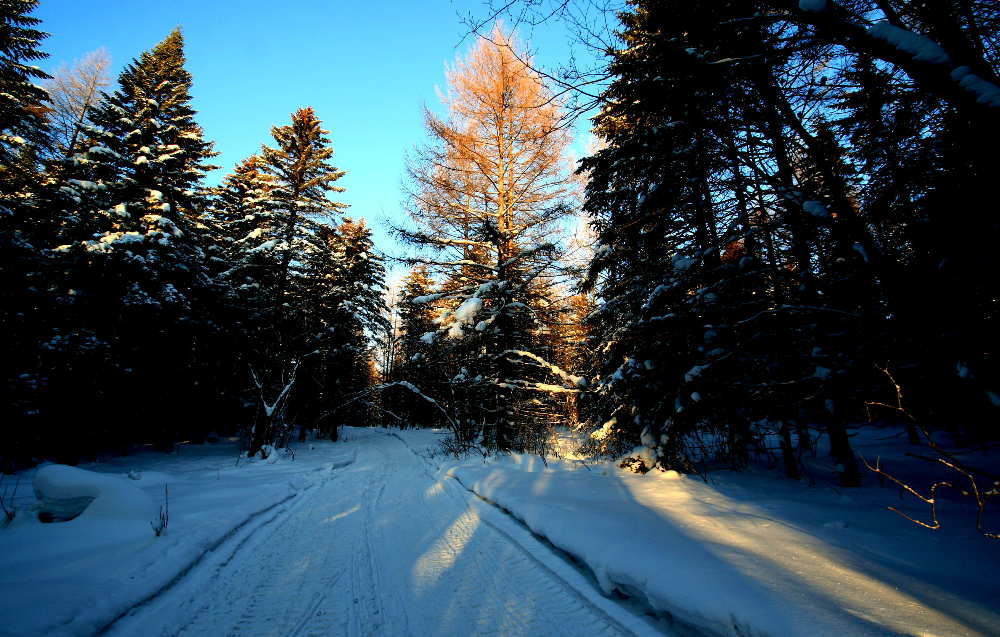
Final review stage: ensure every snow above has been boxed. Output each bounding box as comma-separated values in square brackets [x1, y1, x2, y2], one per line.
[95, 231, 145, 248]
[852, 241, 870, 263]
[951, 66, 1000, 108]
[869, 21, 951, 64]
[33, 464, 155, 525]
[411, 292, 447, 304]
[3, 429, 657, 637]
[452, 426, 1000, 636]
[799, 0, 826, 10]
[802, 200, 830, 218]
[446, 296, 482, 338]
[671, 252, 695, 271]
[684, 363, 709, 382]
[0, 437, 355, 637]
[590, 417, 618, 441]
[452, 295, 482, 324]
[250, 239, 278, 253]
[66, 179, 101, 192]
[87, 145, 121, 159]
[502, 349, 587, 387]
[5, 428, 998, 637]
[642, 284, 668, 311]
[142, 215, 181, 236]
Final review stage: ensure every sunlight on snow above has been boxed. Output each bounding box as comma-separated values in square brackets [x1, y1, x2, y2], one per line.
[324, 505, 360, 524]
[622, 478, 976, 636]
[424, 481, 445, 498]
[410, 509, 481, 593]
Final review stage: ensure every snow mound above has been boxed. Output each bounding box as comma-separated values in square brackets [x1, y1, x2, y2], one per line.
[34, 464, 156, 523]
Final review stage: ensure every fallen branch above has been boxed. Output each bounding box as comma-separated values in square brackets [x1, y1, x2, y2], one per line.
[861, 367, 999, 540]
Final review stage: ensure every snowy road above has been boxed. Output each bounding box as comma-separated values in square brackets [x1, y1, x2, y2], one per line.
[104, 429, 660, 637]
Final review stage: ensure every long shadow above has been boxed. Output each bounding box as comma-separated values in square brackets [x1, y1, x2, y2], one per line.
[450, 457, 994, 636]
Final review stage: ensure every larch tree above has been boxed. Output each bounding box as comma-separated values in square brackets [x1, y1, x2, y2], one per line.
[42, 47, 110, 160]
[401, 25, 583, 453]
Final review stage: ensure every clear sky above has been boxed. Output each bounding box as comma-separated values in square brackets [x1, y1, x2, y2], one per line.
[33, 0, 601, 272]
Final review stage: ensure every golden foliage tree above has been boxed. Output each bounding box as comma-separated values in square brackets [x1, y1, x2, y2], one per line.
[43, 47, 111, 159]
[400, 25, 581, 452]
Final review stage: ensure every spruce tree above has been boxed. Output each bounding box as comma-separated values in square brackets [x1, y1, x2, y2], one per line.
[0, 0, 49, 202]
[41, 28, 219, 455]
[298, 218, 388, 437]
[390, 265, 442, 428]
[231, 107, 350, 453]
[0, 0, 50, 468]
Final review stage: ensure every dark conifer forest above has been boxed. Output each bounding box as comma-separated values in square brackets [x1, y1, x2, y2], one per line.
[2, 0, 999, 517]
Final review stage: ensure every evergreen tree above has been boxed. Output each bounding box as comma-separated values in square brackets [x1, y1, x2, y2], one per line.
[224, 107, 356, 453]
[0, 0, 49, 201]
[297, 218, 388, 438]
[37, 28, 219, 456]
[389, 265, 443, 428]
[0, 0, 50, 469]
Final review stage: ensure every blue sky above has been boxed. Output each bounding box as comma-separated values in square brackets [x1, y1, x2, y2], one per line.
[34, 0, 602, 270]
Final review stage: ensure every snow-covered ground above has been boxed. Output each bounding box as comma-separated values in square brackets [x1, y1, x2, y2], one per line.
[0, 437, 354, 636]
[1, 426, 997, 636]
[452, 428, 1000, 636]
[0, 429, 657, 637]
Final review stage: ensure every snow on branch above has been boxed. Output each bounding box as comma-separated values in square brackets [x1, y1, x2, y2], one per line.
[497, 380, 584, 393]
[868, 21, 950, 64]
[500, 349, 587, 388]
[249, 350, 319, 421]
[499, 243, 556, 269]
[347, 381, 458, 429]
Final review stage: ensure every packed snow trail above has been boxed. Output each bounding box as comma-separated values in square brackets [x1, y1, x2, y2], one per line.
[105, 429, 660, 637]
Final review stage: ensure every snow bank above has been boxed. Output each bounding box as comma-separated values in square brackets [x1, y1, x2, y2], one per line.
[450, 436, 1000, 637]
[34, 464, 156, 524]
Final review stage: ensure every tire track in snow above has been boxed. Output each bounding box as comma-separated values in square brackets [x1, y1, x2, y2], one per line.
[102, 454, 355, 637]
[388, 430, 668, 637]
[107, 430, 666, 637]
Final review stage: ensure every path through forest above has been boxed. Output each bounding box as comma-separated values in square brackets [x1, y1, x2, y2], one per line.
[104, 429, 663, 637]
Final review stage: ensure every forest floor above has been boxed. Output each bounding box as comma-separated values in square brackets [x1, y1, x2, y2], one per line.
[0, 426, 997, 636]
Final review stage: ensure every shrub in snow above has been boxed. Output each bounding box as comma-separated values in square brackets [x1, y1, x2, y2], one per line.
[618, 456, 650, 473]
[0, 474, 20, 522]
[151, 485, 169, 536]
